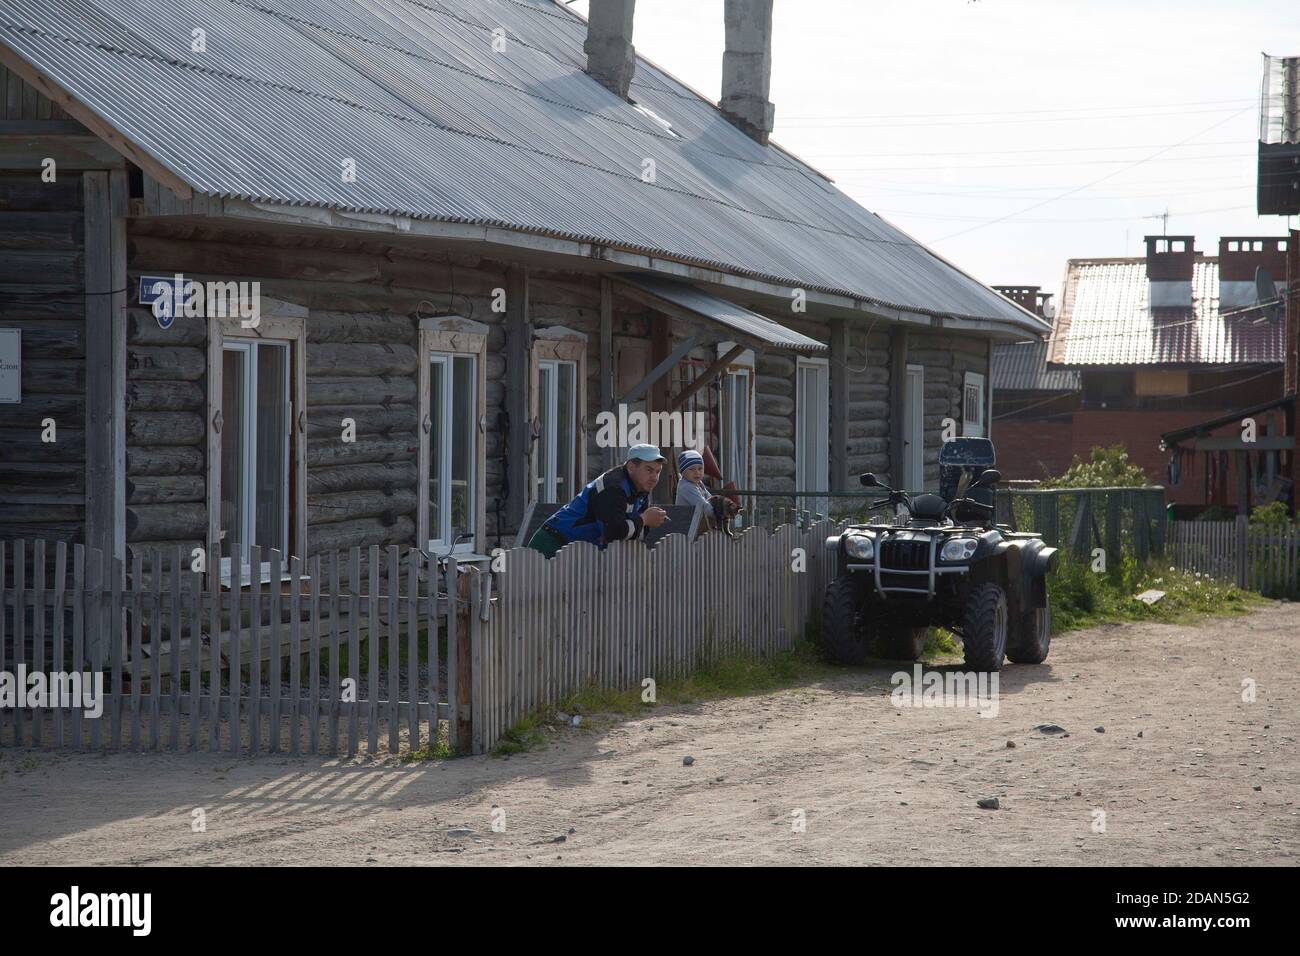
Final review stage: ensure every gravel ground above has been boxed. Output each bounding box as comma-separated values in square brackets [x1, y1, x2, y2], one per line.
[1, 602, 1297, 866]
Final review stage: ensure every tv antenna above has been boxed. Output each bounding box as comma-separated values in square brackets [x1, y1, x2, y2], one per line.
[1143, 207, 1172, 235]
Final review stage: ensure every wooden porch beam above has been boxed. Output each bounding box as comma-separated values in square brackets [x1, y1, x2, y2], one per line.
[1192, 436, 1295, 451]
[504, 265, 531, 530]
[829, 320, 849, 493]
[618, 331, 701, 406]
[669, 343, 745, 414]
[599, 278, 614, 471]
[0, 130, 124, 169]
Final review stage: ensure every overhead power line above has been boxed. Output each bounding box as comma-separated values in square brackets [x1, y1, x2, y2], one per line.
[874, 204, 1253, 223]
[803, 139, 1242, 159]
[929, 106, 1258, 243]
[830, 152, 1253, 173]
[780, 97, 1255, 121]
[850, 182, 1249, 202]
[779, 105, 1257, 129]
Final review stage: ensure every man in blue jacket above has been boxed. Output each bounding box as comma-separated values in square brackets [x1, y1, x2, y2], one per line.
[526, 444, 670, 558]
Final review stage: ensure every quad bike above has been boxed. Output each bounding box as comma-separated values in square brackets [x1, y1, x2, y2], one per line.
[821, 438, 1057, 672]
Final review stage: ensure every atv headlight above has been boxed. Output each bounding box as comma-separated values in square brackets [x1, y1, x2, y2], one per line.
[940, 537, 979, 562]
[844, 534, 874, 560]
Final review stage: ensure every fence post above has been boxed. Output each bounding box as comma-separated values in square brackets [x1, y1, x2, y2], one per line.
[470, 570, 488, 756]
[1151, 490, 1166, 557]
[1235, 515, 1249, 589]
[445, 559, 473, 755]
[1069, 492, 1093, 561]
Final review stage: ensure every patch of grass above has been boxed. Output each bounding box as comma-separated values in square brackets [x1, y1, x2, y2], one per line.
[489, 714, 547, 756]
[924, 627, 962, 658]
[1049, 556, 1261, 632]
[401, 721, 454, 762]
[490, 642, 836, 756]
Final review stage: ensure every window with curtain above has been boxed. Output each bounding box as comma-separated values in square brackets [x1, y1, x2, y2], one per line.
[220, 339, 290, 572]
[536, 358, 577, 502]
[796, 359, 830, 515]
[428, 352, 477, 551]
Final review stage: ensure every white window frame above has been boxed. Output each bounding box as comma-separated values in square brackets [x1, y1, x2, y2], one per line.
[718, 341, 756, 496]
[963, 370, 987, 437]
[795, 357, 830, 507]
[205, 302, 307, 587]
[418, 317, 488, 557]
[530, 327, 588, 503]
[536, 359, 577, 501]
[904, 364, 925, 492]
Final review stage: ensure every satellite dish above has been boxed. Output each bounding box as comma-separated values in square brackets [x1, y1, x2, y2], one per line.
[1255, 265, 1277, 304]
[1254, 265, 1282, 323]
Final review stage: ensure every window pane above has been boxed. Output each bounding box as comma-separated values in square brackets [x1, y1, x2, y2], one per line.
[734, 371, 750, 486]
[451, 355, 474, 544]
[428, 359, 444, 543]
[220, 349, 246, 562]
[795, 366, 806, 489]
[254, 344, 288, 556]
[537, 363, 552, 501]
[556, 362, 575, 502]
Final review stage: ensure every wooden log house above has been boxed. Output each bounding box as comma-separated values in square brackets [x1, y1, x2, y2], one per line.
[0, 0, 1047, 577]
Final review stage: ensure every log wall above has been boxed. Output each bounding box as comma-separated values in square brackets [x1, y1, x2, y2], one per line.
[844, 328, 892, 481]
[124, 233, 661, 556]
[908, 330, 990, 487]
[115, 226, 996, 556]
[0, 166, 85, 544]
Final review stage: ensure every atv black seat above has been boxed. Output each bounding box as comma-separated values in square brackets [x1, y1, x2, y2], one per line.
[909, 493, 947, 522]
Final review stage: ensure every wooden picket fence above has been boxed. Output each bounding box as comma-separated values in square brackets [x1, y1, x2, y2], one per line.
[0, 540, 464, 756]
[1170, 520, 1300, 598]
[474, 520, 841, 754]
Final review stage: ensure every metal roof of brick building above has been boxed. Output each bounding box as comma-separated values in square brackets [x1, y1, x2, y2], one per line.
[1048, 258, 1285, 367]
[992, 327, 1080, 392]
[0, 0, 1046, 333]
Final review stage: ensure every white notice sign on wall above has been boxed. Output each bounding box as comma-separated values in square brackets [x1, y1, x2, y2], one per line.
[0, 328, 19, 404]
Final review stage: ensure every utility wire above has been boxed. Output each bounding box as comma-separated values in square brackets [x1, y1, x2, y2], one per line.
[806, 139, 1243, 159]
[929, 106, 1257, 244]
[834, 152, 1253, 173]
[874, 203, 1253, 224]
[993, 367, 1283, 421]
[781, 98, 1255, 121]
[780, 106, 1257, 129]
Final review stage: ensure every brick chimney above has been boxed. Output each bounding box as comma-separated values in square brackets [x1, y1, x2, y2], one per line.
[1218, 236, 1288, 311]
[720, 0, 775, 144]
[585, 0, 637, 99]
[1145, 235, 1197, 310]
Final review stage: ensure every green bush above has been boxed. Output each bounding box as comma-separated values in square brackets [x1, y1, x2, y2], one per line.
[1038, 443, 1151, 489]
[1249, 501, 1294, 527]
[1047, 554, 1254, 632]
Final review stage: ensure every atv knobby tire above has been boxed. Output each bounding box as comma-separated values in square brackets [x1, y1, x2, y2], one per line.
[1007, 586, 1051, 664]
[821, 575, 871, 665]
[876, 627, 928, 662]
[962, 582, 1008, 672]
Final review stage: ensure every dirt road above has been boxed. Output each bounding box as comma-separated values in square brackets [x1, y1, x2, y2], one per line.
[2, 603, 1297, 866]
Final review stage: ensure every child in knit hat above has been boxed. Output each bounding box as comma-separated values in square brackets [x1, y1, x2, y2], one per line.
[675, 449, 712, 509]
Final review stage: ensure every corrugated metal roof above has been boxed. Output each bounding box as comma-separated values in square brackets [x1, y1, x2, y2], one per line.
[1049, 258, 1285, 366]
[616, 273, 826, 355]
[0, 0, 1046, 333]
[992, 333, 1080, 392]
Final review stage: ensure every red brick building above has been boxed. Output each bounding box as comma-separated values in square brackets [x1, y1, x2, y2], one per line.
[992, 236, 1291, 511]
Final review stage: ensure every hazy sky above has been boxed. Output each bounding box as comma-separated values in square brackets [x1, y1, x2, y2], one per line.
[569, 0, 1299, 303]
